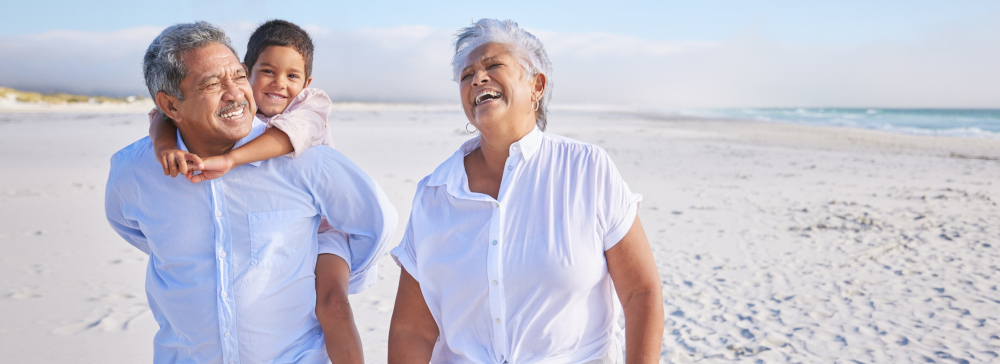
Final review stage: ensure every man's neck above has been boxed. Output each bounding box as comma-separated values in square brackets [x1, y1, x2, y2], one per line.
[178, 131, 237, 158]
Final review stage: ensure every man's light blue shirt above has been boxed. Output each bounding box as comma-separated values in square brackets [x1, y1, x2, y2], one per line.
[105, 120, 397, 363]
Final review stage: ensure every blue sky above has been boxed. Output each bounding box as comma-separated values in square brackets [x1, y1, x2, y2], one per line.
[2, 1, 999, 107]
[5, 0, 997, 44]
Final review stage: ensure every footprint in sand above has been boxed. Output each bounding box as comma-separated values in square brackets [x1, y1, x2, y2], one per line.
[5, 189, 44, 197]
[7, 287, 41, 299]
[52, 304, 150, 335]
[88, 292, 136, 302]
[100, 259, 124, 266]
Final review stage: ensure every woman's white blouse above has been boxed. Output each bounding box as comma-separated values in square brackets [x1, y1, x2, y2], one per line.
[391, 127, 642, 364]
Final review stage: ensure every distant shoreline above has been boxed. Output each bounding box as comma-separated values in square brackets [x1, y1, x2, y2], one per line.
[3, 86, 997, 141]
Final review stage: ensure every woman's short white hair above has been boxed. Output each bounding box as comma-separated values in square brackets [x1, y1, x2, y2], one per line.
[453, 19, 553, 131]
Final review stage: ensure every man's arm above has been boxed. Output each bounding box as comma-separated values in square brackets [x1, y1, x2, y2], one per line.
[311, 149, 398, 293]
[316, 254, 363, 364]
[105, 161, 150, 254]
[308, 148, 398, 361]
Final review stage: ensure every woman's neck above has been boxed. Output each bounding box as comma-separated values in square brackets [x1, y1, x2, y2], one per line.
[476, 120, 534, 176]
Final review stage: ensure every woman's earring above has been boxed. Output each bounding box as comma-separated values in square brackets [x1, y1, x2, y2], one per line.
[531, 99, 539, 111]
[466, 122, 478, 133]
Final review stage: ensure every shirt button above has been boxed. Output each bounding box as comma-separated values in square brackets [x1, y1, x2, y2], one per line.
[507, 165, 513, 171]
[221, 292, 227, 298]
[215, 210, 222, 217]
[492, 240, 497, 245]
[512, 145, 518, 150]
[495, 318, 501, 323]
[224, 330, 230, 337]
[219, 251, 226, 258]
[492, 280, 498, 286]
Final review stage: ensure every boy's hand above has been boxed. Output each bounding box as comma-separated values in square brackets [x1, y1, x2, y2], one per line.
[186, 153, 235, 183]
[157, 149, 204, 178]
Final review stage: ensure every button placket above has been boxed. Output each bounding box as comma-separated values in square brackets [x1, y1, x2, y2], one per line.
[486, 147, 524, 362]
[485, 198, 509, 362]
[210, 180, 239, 364]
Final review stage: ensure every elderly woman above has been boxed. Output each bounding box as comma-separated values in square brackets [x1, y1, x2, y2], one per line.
[388, 19, 663, 363]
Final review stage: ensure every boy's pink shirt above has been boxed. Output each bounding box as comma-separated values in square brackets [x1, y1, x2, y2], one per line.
[257, 87, 336, 157]
[147, 87, 335, 158]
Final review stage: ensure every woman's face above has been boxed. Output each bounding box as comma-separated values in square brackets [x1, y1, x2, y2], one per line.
[459, 43, 543, 134]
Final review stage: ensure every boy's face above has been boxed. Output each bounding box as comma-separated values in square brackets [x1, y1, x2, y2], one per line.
[249, 45, 313, 117]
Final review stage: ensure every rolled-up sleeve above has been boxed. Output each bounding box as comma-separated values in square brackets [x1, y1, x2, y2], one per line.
[596, 149, 643, 251]
[310, 149, 398, 294]
[317, 217, 353, 271]
[390, 219, 418, 281]
[267, 88, 335, 157]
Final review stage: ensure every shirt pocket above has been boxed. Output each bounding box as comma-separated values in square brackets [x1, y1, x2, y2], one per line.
[249, 209, 311, 268]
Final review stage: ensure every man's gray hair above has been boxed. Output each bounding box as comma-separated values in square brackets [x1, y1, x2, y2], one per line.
[143, 22, 237, 104]
[453, 19, 553, 131]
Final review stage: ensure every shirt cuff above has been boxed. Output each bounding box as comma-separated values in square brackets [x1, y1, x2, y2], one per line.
[603, 193, 643, 250]
[347, 267, 379, 295]
[390, 245, 418, 282]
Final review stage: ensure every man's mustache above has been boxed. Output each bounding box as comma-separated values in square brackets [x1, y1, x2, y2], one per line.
[217, 100, 249, 115]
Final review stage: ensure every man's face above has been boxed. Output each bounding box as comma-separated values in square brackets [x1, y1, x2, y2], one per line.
[172, 42, 256, 147]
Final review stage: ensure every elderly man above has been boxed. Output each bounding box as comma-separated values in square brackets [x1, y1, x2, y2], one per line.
[105, 22, 396, 363]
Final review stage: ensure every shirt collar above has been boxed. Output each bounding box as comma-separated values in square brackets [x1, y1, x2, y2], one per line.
[176, 117, 267, 167]
[512, 125, 543, 161]
[425, 125, 544, 191]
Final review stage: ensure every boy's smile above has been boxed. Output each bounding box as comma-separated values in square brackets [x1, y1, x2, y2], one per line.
[249, 45, 313, 117]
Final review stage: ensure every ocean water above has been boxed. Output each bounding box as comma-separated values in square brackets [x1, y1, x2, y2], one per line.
[680, 108, 1000, 139]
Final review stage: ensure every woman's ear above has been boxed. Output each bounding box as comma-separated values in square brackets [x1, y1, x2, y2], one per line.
[154, 91, 183, 124]
[532, 73, 547, 101]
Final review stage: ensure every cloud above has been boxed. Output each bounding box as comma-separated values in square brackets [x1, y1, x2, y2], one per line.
[2, 20, 999, 107]
[0, 27, 161, 96]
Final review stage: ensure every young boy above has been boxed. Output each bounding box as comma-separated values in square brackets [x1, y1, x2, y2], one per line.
[148, 20, 364, 363]
[150, 19, 334, 180]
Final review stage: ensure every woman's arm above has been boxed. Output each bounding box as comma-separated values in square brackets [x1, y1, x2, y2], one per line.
[388, 268, 438, 363]
[149, 110, 202, 177]
[606, 216, 664, 363]
[316, 253, 364, 364]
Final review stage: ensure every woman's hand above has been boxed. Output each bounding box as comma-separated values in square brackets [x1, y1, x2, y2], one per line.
[607, 216, 664, 363]
[388, 268, 439, 363]
[156, 148, 204, 178]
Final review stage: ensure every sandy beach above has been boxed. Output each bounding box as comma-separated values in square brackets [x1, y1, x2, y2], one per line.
[0, 104, 998, 363]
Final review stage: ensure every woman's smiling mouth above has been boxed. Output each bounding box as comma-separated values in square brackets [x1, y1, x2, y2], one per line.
[474, 89, 502, 106]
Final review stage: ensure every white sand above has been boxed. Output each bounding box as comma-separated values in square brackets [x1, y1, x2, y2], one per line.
[0, 105, 998, 363]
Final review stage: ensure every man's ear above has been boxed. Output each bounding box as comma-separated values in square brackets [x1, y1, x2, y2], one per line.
[304, 76, 313, 89]
[154, 91, 183, 123]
